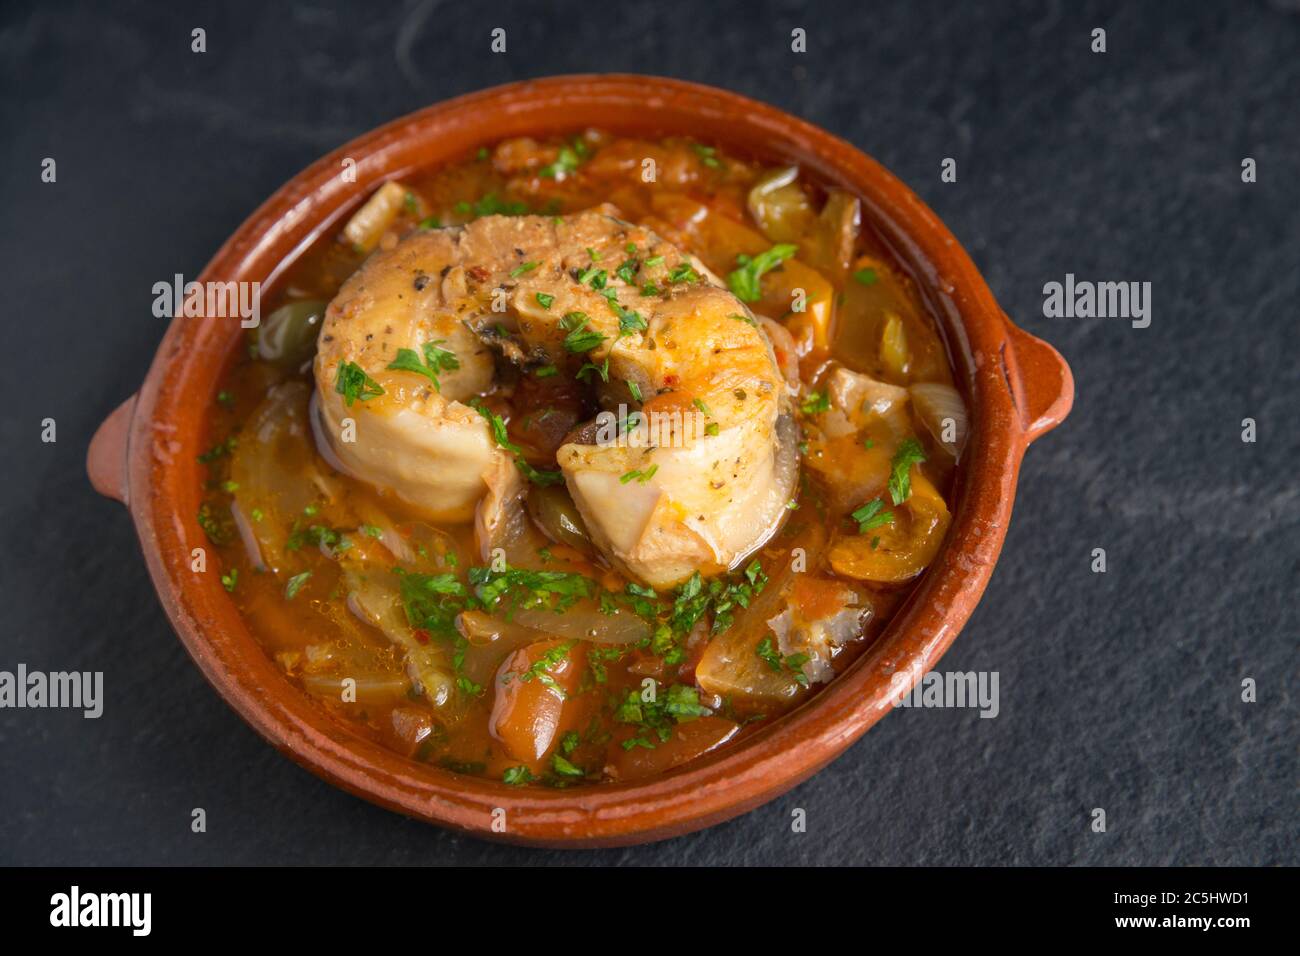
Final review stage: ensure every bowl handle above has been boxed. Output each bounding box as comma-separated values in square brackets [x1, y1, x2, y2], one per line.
[1001, 318, 1074, 444]
[87, 394, 137, 505]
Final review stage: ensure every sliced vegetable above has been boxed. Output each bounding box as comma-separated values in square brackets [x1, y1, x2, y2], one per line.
[526, 484, 595, 554]
[911, 383, 968, 457]
[828, 471, 950, 582]
[802, 189, 861, 281]
[747, 166, 814, 242]
[880, 312, 910, 378]
[490, 639, 589, 762]
[257, 300, 327, 368]
[342, 181, 412, 254]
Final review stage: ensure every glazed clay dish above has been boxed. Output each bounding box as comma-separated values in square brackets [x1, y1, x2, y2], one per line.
[88, 75, 1072, 846]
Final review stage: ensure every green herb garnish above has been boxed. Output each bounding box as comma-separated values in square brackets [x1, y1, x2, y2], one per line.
[385, 340, 459, 392]
[851, 498, 894, 534]
[335, 361, 384, 406]
[888, 437, 927, 505]
[284, 571, 312, 600]
[727, 244, 797, 302]
[800, 390, 830, 416]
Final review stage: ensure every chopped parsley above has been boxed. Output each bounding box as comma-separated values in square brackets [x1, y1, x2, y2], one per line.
[455, 193, 529, 218]
[539, 143, 583, 180]
[669, 559, 767, 636]
[727, 244, 798, 302]
[197, 436, 237, 464]
[851, 498, 894, 534]
[616, 684, 713, 750]
[385, 340, 459, 392]
[562, 313, 608, 353]
[888, 437, 928, 505]
[552, 753, 585, 778]
[284, 571, 312, 600]
[691, 143, 721, 168]
[470, 566, 596, 616]
[503, 766, 536, 786]
[668, 262, 699, 284]
[335, 361, 384, 406]
[471, 402, 564, 486]
[395, 569, 466, 639]
[510, 261, 539, 278]
[286, 522, 353, 558]
[578, 265, 607, 289]
[853, 267, 878, 286]
[619, 464, 659, 484]
[576, 357, 610, 383]
[512, 639, 577, 696]
[535, 292, 555, 309]
[615, 259, 639, 284]
[756, 636, 810, 686]
[800, 390, 831, 416]
[197, 503, 231, 544]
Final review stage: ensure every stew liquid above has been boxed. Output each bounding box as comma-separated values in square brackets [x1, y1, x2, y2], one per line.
[197, 131, 963, 786]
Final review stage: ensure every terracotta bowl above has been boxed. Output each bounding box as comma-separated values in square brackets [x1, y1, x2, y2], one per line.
[88, 75, 1072, 847]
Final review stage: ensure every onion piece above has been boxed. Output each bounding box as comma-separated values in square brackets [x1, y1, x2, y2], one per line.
[695, 523, 829, 703]
[228, 499, 266, 572]
[747, 166, 814, 243]
[880, 312, 910, 378]
[301, 672, 410, 704]
[510, 602, 650, 645]
[229, 382, 325, 574]
[910, 383, 968, 458]
[345, 567, 455, 707]
[342, 181, 411, 254]
[802, 189, 861, 281]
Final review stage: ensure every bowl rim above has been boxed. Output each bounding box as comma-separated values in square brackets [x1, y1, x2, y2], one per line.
[93, 74, 1072, 847]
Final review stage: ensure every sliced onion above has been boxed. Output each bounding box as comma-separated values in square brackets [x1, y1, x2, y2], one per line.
[301, 672, 410, 704]
[510, 602, 649, 645]
[910, 382, 968, 457]
[230, 382, 322, 574]
[747, 166, 814, 243]
[345, 567, 455, 707]
[342, 181, 411, 254]
[821, 366, 910, 439]
[803, 189, 861, 280]
[228, 499, 266, 572]
[695, 523, 829, 703]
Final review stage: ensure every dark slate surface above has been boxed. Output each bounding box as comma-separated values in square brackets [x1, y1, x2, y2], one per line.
[0, 0, 1294, 866]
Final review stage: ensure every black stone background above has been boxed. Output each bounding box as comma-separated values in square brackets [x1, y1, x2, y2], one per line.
[0, 0, 1295, 866]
